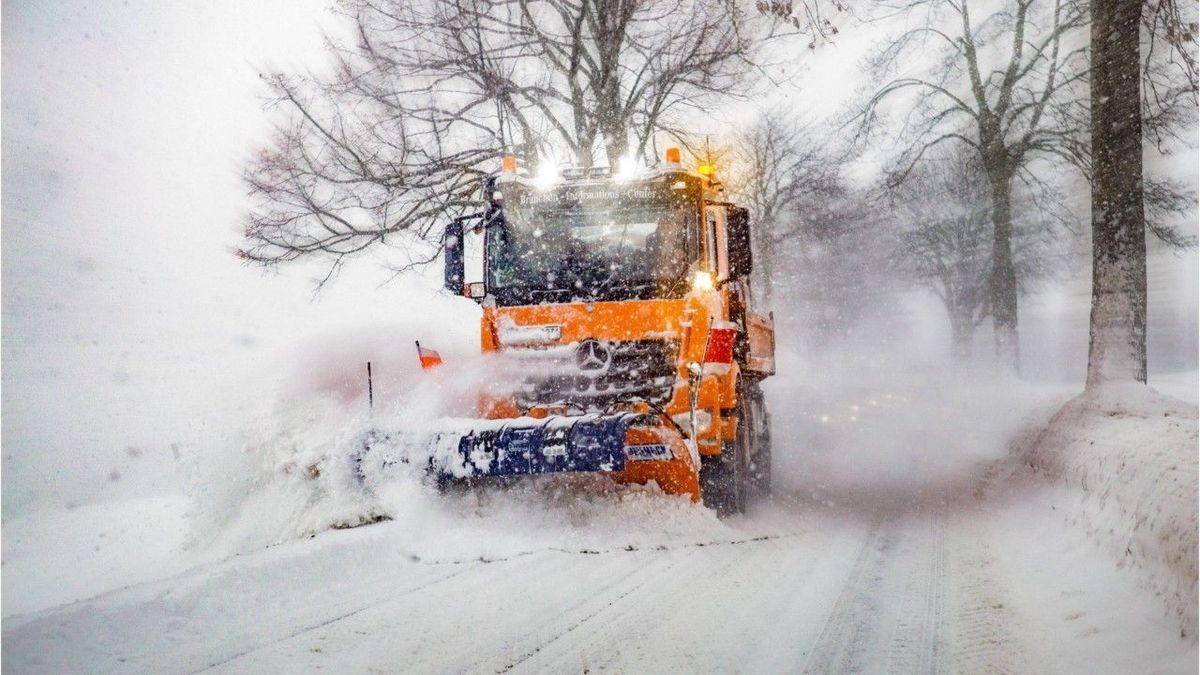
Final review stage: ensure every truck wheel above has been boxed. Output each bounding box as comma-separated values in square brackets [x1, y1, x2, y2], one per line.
[700, 447, 746, 516]
[747, 381, 772, 494]
[700, 381, 751, 516]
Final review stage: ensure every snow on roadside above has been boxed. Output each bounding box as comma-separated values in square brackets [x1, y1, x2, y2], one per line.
[1, 497, 192, 619]
[978, 476, 1199, 673]
[1019, 382, 1199, 636]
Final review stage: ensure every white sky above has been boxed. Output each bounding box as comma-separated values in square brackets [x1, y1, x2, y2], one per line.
[1, 0, 456, 515]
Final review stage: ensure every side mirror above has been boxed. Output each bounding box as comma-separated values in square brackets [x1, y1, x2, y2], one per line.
[443, 220, 465, 294]
[728, 206, 753, 277]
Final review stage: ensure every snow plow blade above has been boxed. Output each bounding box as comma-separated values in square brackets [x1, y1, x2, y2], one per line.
[357, 413, 700, 500]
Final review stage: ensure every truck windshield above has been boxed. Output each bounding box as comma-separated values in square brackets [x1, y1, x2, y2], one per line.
[488, 180, 696, 304]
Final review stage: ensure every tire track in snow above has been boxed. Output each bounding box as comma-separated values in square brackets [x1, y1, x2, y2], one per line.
[204, 535, 796, 673]
[488, 549, 701, 673]
[601, 531, 860, 673]
[473, 507, 880, 674]
[943, 535, 1038, 675]
[884, 511, 947, 674]
[5, 492, 1053, 674]
[796, 509, 958, 675]
[501, 538, 763, 667]
[495, 554, 694, 673]
[208, 506, 1038, 675]
[207, 545, 698, 674]
[405, 533, 788, 567]
[800, 514, 893, 674]
[193, 565, 472, 673]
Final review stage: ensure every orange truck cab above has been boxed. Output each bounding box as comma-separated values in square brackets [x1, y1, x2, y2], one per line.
[440, 150, 775, 514]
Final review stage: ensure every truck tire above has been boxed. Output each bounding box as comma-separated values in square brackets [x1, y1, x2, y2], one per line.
[700, 379, 752, 516]
[700, 446, 747, 516]
[747, 381, 772, 494]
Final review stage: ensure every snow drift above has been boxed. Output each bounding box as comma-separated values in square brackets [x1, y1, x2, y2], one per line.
[185, 322, 731, 559]
[1018, 383, 1199, 636]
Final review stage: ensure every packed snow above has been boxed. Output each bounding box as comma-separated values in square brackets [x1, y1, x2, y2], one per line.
[1020, 382, 1199, 634]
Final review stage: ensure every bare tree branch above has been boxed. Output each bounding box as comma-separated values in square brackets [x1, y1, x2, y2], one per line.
[241, 0, 766, 273]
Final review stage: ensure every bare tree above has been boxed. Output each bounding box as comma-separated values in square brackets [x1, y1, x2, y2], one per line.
[756, 0, 851, 48]
[724, 110, 844, 304]
[857, 0, 1089, 372]
[1141, 0, 1199, 148]
[241, 0, 767, 279]
[889, 151, 992, 358]
[1139, 0, 1199, 250]
[715, 110, 887, 346]
[887, 147, 1066, 359]
[788, 191, 899, 353]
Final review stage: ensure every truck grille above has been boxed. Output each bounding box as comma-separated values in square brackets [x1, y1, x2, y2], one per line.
[509, 339, 679, 411]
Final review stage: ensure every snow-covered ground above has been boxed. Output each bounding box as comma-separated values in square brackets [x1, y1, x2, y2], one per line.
[4, 368, 1198, 673]
[1, 496, 193, 619]
[7, 488, 1194, 674]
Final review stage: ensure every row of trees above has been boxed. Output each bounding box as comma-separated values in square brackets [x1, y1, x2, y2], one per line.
[723, 113, 1065, 363]
[858, 0, 1090, 371]
[744, 0, 1196, 382]
[242, 0, 1198, 386]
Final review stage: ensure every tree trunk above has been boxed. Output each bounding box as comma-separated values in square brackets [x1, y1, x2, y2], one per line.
[988, 173, 1020, 373]
[757, 233, 776, 306]
[949, 310, 975, 360]
[603, 125, 629, 168]
[1086, 0, 1148, 388]
[575, 129, 596, 169]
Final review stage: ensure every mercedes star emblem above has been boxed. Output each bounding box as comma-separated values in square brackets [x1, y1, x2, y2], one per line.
[576, 340, 612, 372]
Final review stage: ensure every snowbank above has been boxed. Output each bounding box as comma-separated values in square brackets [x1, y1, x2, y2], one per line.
[1018, 382, 1199, 636]
[1, 497, 193, 620]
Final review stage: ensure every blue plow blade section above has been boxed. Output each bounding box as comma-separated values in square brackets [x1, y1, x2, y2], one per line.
[358, 413, 655, 481]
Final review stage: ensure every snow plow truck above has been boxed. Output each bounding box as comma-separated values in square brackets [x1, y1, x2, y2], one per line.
[363, 148, 775, 515]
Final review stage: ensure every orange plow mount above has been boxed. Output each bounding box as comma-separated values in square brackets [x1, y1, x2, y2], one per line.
[612, 421, 701, 501]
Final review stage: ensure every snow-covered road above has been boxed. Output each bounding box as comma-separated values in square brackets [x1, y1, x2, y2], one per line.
[5, 374, 1197, 673]
[4, 476, 1194, 674]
